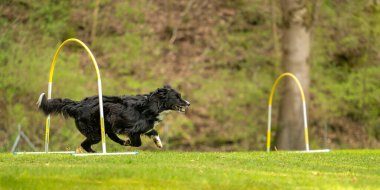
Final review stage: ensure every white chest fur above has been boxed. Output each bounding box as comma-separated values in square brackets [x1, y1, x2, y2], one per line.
[154, 110, 173, 128]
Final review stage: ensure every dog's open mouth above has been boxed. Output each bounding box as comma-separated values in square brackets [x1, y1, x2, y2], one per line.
[173, 105, 188, 112]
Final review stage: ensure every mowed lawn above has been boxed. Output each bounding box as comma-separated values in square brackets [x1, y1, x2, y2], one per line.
[0, 150, 379, 189]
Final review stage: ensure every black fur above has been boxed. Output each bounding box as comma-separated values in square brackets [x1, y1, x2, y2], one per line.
[37, 85, 190, 153]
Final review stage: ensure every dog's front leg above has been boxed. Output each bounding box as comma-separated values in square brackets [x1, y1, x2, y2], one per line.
[145, 129, 163, 148]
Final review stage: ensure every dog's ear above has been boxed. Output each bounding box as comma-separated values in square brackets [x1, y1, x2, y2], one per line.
[156, 88, 168, 98]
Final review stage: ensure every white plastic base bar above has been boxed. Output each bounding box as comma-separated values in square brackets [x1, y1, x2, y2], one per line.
[295, 149, 331, 153]
[13, 151, 76, 155]
[72, 152, 138, 156]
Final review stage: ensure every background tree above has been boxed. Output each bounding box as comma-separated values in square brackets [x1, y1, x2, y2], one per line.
[275, 0, 318, 150]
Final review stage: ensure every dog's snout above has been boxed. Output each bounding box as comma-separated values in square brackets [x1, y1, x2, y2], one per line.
[185, 100, 190, 106]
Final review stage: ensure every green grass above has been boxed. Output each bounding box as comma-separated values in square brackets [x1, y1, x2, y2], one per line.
[0, 150, 379, 189]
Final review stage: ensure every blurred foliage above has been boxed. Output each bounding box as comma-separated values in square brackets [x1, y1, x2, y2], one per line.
[0, 0, 379, 152]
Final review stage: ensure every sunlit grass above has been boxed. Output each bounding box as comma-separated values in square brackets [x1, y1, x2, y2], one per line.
[0, 150, 379, 189]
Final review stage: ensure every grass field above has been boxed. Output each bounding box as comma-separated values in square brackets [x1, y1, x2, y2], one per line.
[0, 150, 379, 190]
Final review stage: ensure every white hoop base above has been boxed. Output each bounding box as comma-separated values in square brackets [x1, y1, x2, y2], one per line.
[13, 151, 138, 156]
[72, 152, 138, 156]
[13, 151, 75, 155]
[295, 149, 331, 153]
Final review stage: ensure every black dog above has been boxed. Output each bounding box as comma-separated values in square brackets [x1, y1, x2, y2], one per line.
[37, 85, 190, 153]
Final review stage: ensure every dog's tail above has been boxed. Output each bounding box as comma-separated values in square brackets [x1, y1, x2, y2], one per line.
[37, 93, 79, 118]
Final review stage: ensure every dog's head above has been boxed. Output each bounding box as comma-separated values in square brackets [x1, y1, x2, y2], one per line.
[150, 85, 190, 112]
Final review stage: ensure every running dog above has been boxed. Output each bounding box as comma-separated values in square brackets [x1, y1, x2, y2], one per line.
[37, 85, 190, 153]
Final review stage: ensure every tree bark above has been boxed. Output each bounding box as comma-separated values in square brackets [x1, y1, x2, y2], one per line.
[275, 0, 310, 150]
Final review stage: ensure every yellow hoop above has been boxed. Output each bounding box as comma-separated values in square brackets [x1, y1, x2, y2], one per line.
[44, 38, 106, 153]
[266, 72, 309, 152]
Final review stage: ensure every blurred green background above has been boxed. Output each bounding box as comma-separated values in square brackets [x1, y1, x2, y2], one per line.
[0, 0, 379, 152]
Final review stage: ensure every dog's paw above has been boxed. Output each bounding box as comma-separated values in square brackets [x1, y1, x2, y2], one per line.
[152, 135, 163, 148]
[75, 146, 84, 153]
[123, 139, 131, 146]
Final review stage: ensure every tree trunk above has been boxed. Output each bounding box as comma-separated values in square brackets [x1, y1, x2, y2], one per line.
[275, 0, 310, 150]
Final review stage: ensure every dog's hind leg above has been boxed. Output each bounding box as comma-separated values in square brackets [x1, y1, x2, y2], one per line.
[145, 129, 163, 148]
[107, 132, 128, 146]
[81, 137, 100, 153]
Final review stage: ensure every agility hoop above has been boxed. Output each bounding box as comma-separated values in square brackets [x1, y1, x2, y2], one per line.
[266, 72, 329, 153]
[16, 38, 137, 156]
[45, 38, 109, 154]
